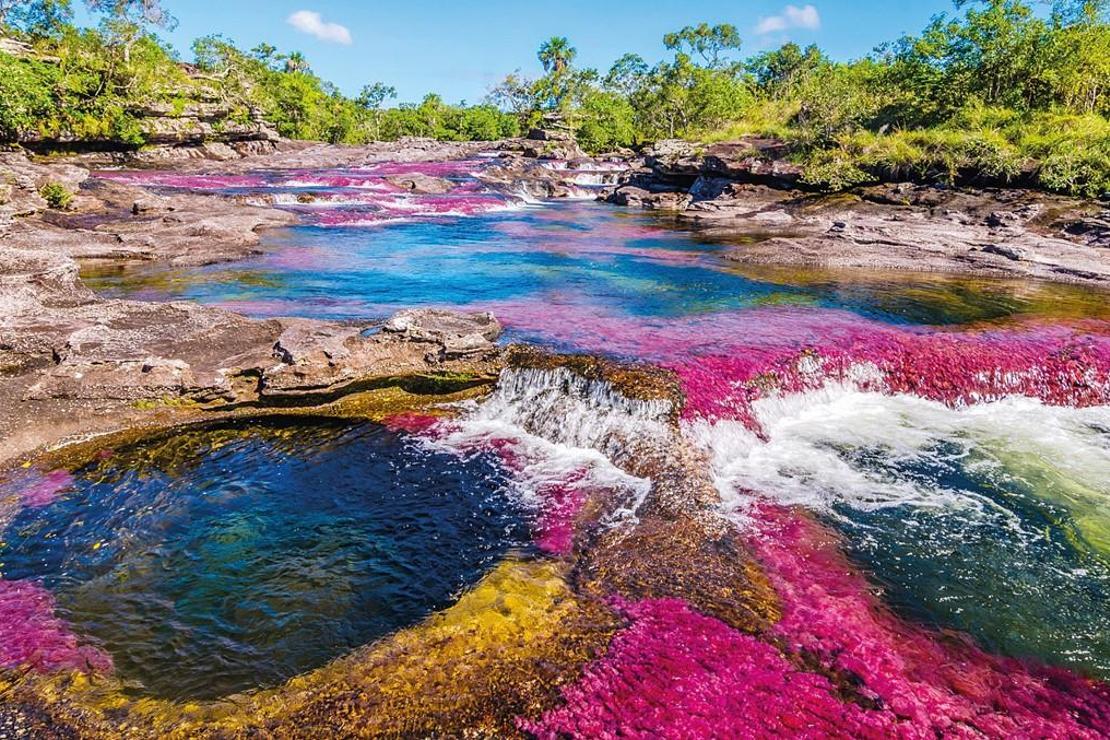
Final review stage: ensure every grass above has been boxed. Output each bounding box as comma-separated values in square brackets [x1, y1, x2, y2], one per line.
[698, 105, 1110, 198]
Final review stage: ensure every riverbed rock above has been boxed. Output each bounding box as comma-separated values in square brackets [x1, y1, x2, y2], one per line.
[383, 309, 502, 359]
[603, 142, 1110, 285]
[384, 173, 455, 194]
[1063, 211, 1110, 248]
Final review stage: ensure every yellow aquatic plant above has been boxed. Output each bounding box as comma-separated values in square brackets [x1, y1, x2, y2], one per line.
[0, 559, 620, 738]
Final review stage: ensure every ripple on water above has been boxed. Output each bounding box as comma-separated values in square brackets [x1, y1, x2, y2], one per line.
[0, 418, 529, 700]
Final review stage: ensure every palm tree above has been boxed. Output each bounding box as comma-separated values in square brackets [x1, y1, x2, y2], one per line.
[538, 36, 576, 74]
[284, 51, 310, 74]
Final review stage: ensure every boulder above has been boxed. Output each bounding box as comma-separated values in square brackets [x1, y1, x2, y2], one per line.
[384, 173, 455, 194]
[383, 308, 502, 358]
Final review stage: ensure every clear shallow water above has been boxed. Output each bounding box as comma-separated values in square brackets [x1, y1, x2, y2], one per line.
[76, 178, 1110, 683]
[0, 419, 527, 700]
[82, 201, 1110, 336]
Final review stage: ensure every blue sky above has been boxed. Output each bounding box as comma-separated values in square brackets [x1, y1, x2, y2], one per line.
[81, 1, 961, 103]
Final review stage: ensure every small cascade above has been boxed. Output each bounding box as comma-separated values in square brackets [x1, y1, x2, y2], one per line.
[564, 171, 624, 187]
[473, 366, 672, 455]
[425, 365, 677, 544]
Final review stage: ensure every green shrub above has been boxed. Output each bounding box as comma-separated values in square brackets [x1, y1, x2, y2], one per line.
[1037, 148, 1110, 198]
[799, 151, 873, 191]
[39, 182, 74, 210]
[0, 54, 57, 140]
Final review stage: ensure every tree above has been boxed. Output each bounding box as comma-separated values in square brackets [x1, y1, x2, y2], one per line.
[1049, 0, 1109, 22]
[86, 0, 175, 63]
[888, 0, 1051, 116]
[416, 92, 447, 136]
[663, 23, 742, 69]
[2, 0, 73, 35]
[630, 52, 751, 138]
[795, 60, 889, 142]
[538, 35, 576, 73]
[1039, 12, 1110, 112]
[356, 81, 397, 139]
[533, 37, 591, 112]
[488, 71, 537, 115]
[357, 81, 396, 110]
[747, 43, 828, 98]
[577, 87, 637, 151]
[250, 42, 277, 66]
[85, 0, 173, 28]
[605, 53, 650, 96]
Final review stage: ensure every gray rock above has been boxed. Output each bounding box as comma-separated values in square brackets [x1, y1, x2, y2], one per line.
[383, 308, 501, 349]
[384, 173, 455, 194]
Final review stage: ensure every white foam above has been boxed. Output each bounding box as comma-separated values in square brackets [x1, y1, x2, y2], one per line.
[688, 384, 1110, 527]
[426, 366, 671, 525]
[564, 172, 623, 187]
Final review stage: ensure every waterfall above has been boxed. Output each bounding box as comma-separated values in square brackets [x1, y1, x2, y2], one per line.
[474, 366, 672, 455]
[427, 366, 672, 531]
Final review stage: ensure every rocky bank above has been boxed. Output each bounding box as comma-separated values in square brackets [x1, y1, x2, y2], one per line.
[0, 144, 526, 466]
[604, 138, 1110, 284]
[3, 134, 1109, 465]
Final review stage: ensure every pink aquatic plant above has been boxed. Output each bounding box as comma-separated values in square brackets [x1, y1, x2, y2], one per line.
[744, 503, 1110, 738]
[529, 475, 590, 557]
[0, 580, 113, 674]
[382, 412, 444, 435]
[520, 597, 899, 738]
[475, 303, 1110, 430]
[671, 319, 1110, 429]
[523, 505, 1110, 738]
[16, 469, 74, 508]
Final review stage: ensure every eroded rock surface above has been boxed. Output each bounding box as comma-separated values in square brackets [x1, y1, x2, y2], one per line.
[604, 140, 1110, 285]
[1, 152, 297, 265]
[0, 149, 506, 464]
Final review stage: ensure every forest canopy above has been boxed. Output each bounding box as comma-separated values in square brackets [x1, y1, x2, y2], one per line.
[1, 0, 1107, 196]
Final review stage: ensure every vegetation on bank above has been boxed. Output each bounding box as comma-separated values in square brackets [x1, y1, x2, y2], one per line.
[0, 0, 519, 147]
[0, 0, 1107, 196]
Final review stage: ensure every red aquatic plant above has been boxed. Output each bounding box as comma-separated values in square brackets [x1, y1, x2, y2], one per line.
[520, 596, 898, 738]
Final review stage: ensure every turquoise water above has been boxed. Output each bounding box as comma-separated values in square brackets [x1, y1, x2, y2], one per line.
[0, 419, 528, 700]
[832, 439, 1110, 677]
[82, 201, 1110, 335]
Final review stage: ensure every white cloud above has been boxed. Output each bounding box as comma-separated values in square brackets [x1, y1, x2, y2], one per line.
[756, 4, 821, 35]
[287, 10, 353, 45]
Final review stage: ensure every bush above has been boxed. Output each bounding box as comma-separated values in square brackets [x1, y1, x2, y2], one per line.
[1038, 148, 1110, 198]
[39, 182, 74, 210]
[799, 150, 873, 191]
[576, 90, 637, 152]
[0, 54, 57, 140]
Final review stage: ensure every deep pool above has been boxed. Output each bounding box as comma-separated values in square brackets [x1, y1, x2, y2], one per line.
[0, 418, 527, 700]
